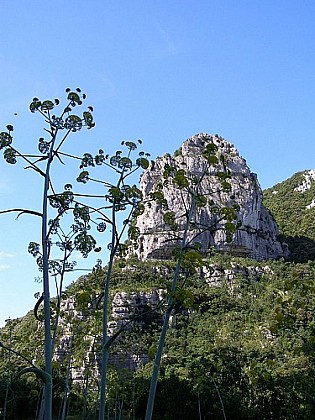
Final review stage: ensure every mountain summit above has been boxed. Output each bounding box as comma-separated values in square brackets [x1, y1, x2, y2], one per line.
[132, 133, 287, 260]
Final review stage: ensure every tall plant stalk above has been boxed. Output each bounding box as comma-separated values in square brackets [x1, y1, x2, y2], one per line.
[74, 142, 150, 419]
[98, 209, 116, 420]
[143, 136, 240, 419]
[0, 89, 96, 419]
[97, 153, 147, 419]
[145, 194, 196, 420]
[41, 136, 57, 419]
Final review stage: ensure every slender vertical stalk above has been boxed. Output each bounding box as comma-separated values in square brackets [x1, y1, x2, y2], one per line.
[3, 383, 9, 420]
[144, 258, 180, 420]
[82, 372, 89, 420]
[3, 322, 12, 420]
[1, 92, 96, 419]
[145, 197, 196, 420]
[197, 390, 202, 420]
[132, 379, 136, 420]
[99, 166, 127, 419]
[99, 203, 116, 420]
[41, 135, 57, 420]
[35, 387, 44, 420]
[51, 251, 69, 354]
[60, 335, 73, 420]
[210, 375, 226, 420]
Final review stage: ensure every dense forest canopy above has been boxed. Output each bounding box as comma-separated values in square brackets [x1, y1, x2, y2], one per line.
[264, 170, 315, 262]
[2, 252, 315, 419]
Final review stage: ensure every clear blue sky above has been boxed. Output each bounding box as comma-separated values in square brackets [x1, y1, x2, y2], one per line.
[0, 0, 315, 326]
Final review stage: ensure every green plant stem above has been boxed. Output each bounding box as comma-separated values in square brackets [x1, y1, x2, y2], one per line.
[0, 342, 37, 368]
[99, 206, 116, 420]
[210, 375, 227, 420]
[99, 165, 129, 419]
[145, 197, 196, 420]
[3, 382, 9, 420]
[41, 137, 57, 420]
[60, 335, 73, 420]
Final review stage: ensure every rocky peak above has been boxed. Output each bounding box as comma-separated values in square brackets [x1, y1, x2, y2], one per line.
[132, 133, 287, 260]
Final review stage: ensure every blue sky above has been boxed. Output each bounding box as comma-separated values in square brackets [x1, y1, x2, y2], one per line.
[0, 0, 315, 326]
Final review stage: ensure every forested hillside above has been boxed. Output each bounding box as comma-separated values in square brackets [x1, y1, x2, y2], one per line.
[2, 255, 315, 419]
[263, 170, 315, 262]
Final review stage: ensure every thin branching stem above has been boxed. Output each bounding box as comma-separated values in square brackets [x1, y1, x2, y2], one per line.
[41, 126, 59, 419]
[0, 342, 37, 368]
[145, 198, 196, 420]
[8, 145, 46, 176]
[0, 208, 42, 218]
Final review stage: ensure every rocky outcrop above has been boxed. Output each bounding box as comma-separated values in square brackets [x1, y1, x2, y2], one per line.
[132, 133, 287, 260]
[107, 290, 165, 370]
[294, 170, 315, 193]
[109, 289, 164, 331]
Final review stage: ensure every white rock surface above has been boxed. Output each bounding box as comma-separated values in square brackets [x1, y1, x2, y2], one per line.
[132, 133, 286, 260]
[294, 170, 315, 192]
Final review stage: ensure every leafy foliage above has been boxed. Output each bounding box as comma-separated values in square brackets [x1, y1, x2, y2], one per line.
[263, 171, 315, 262]
[2, 257, 315, 418]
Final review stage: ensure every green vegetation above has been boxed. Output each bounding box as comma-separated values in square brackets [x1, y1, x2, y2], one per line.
[2, 90, 315, 419]
[263, 171, 315, 262]
[2, 256, 315, 419]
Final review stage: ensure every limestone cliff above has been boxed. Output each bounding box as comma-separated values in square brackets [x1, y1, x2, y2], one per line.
[132, 133, 286, 260]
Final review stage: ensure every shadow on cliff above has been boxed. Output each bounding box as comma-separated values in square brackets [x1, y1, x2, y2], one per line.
[280, 234, 315, 263]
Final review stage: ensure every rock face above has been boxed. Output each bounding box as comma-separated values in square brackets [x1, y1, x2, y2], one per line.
[294, 170, 315, 193]
[132, 133, 286, 260]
